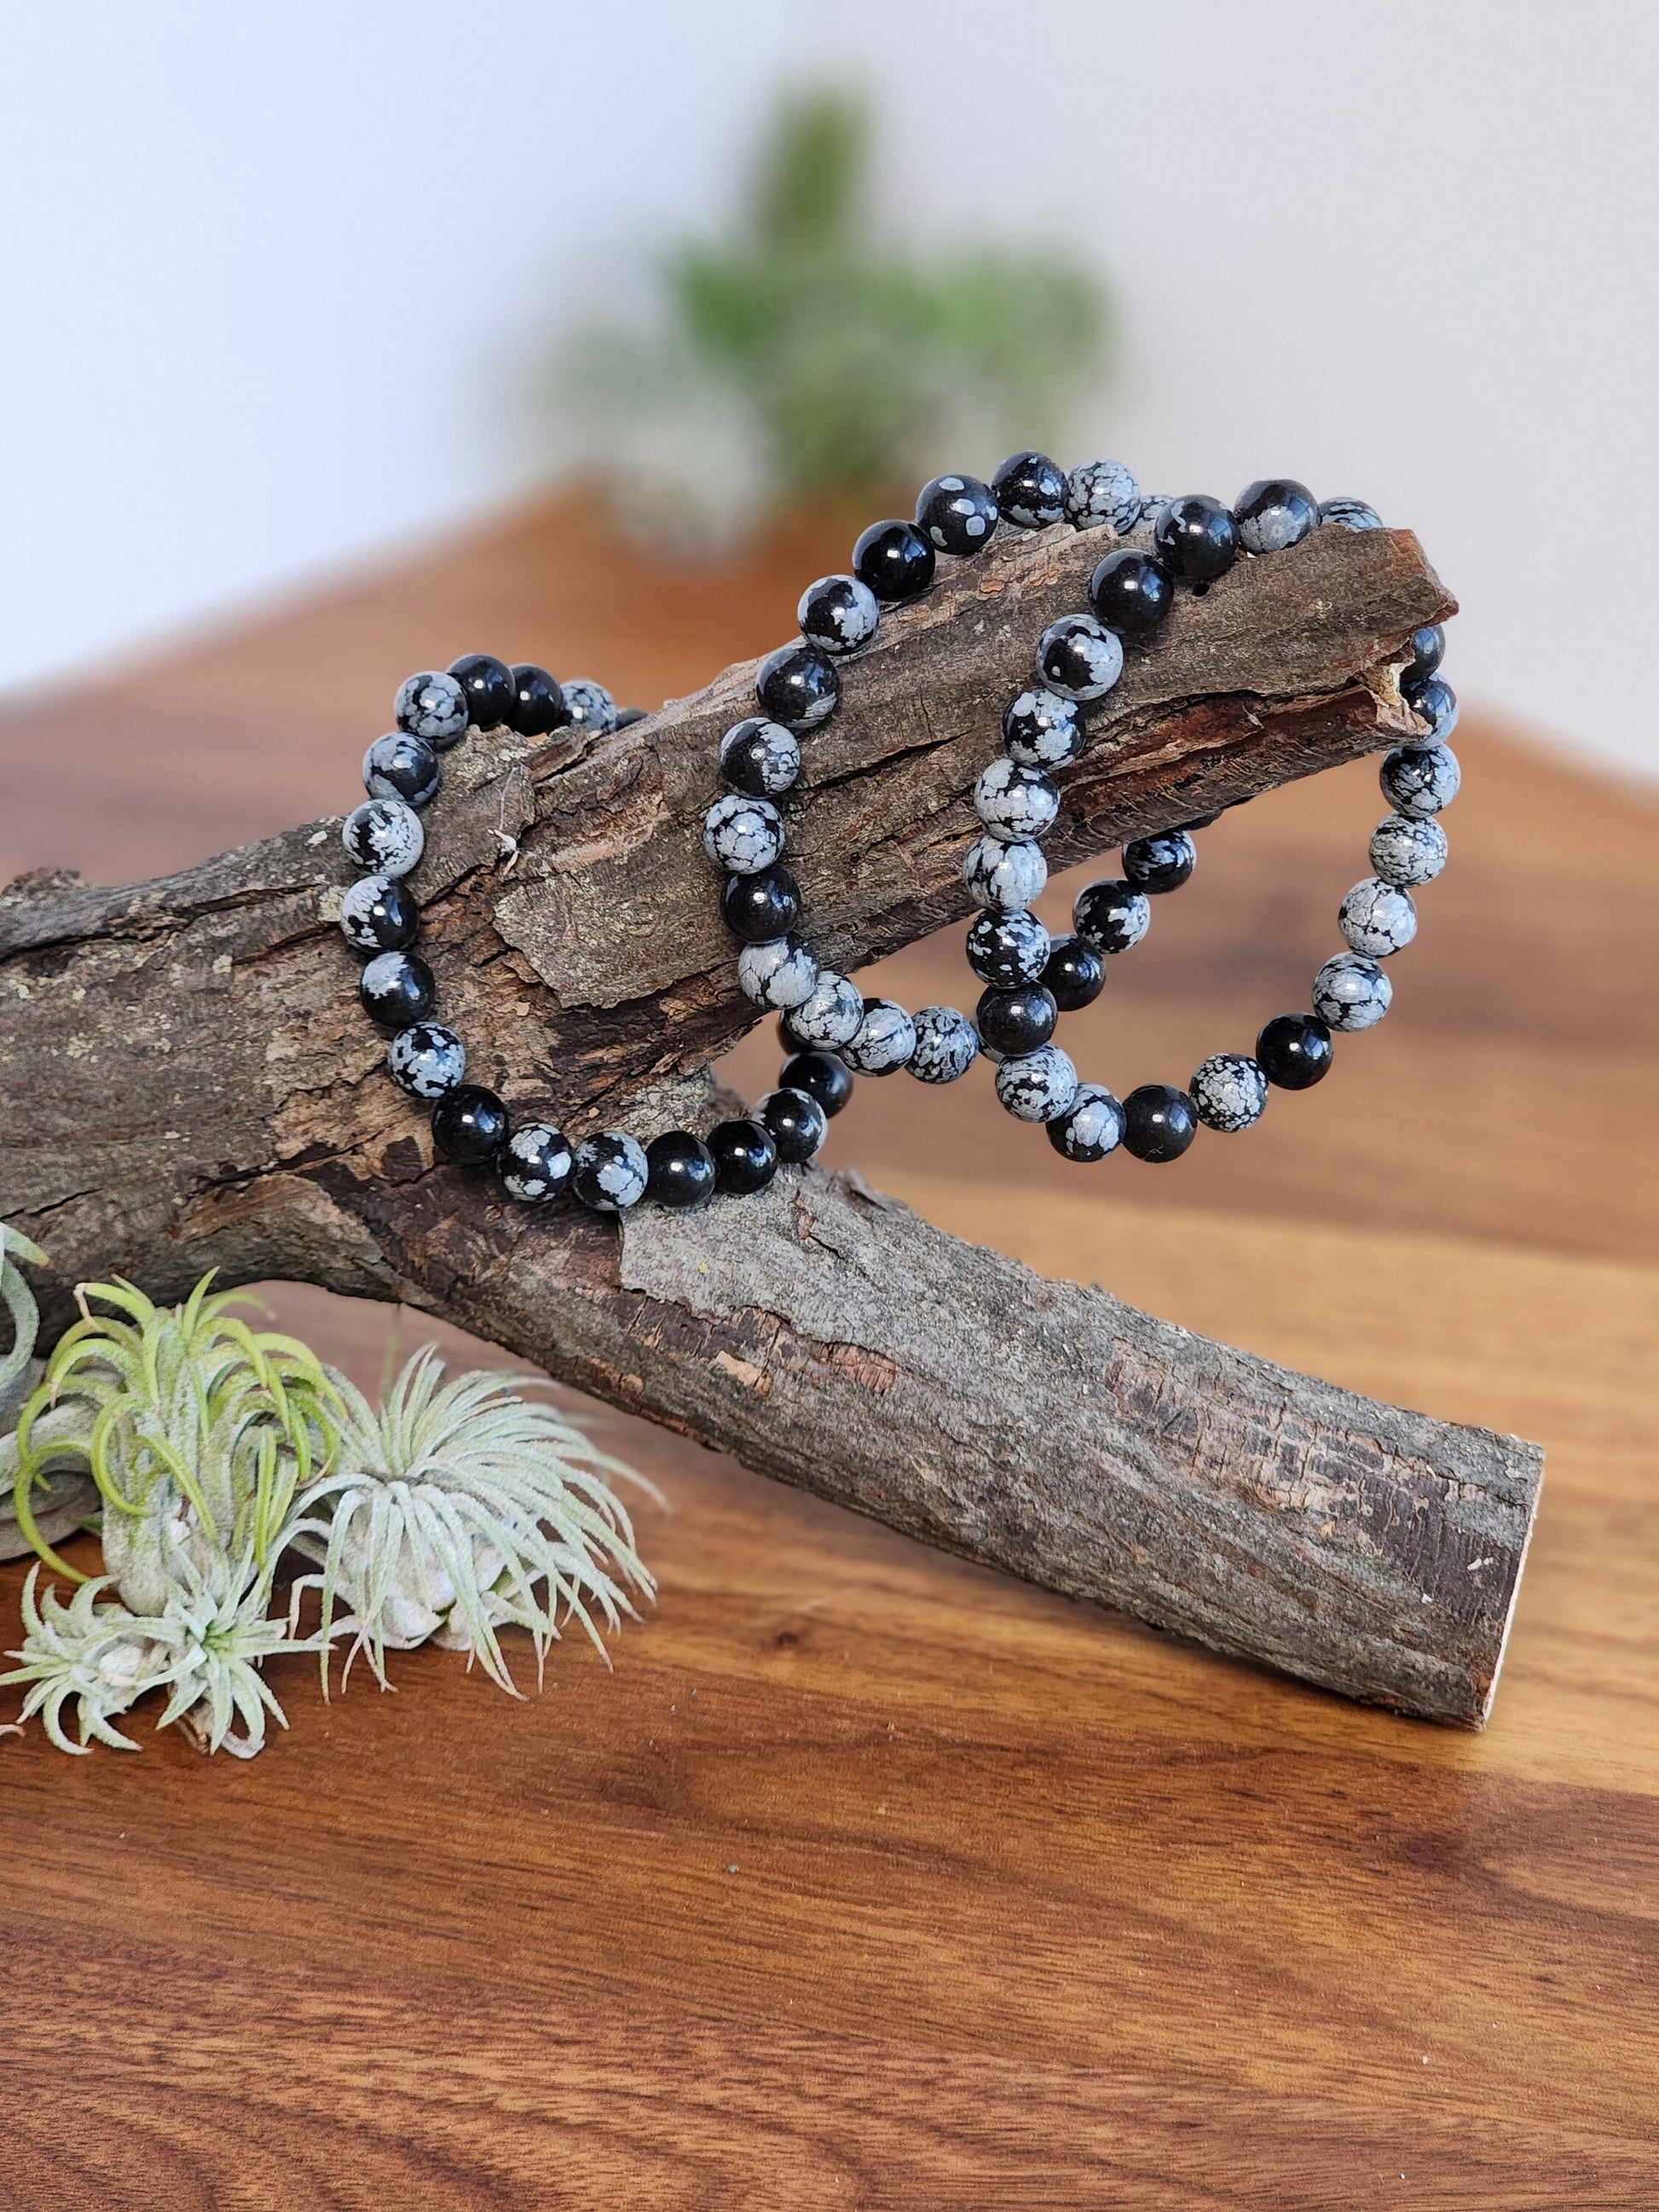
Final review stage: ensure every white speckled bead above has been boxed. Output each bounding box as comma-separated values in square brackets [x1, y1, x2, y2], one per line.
[395, 669, 470, 748]
[338, 873, 415, 955]
[962, 834, 1048, 914]
[500, 1123, 574, 1204]
[719, 718, 801, 796]
[841, 998, 916, 1075]
[571, 1130, 649, 1212]
[1369, 812, 1448, 887]
[1319, 497, 1383, 531]
[387, 1020, 466, 1100]
[562, 678, 617, 734]
[343, 797, 425, 879]
[783, 969, 864, 1049]
[908, 1004, 980, 1084]
[737, 934, 819, 1009]
[1191, 1053, 1269, 1133]
[1313, 951, 1393, 1031]
[1338, 877, 1418, 957]
[1049, 1083, 1125, 1160]
[995, 1043, 1078, 1123]
[703, 791, 785, 875]
[1379, 742, 1460, 819]
[1035, 613, 1124, 702]
[974, 757, 1061, 840]
[797, 573, 880, 656]
[1065, 459, 1142, 534]
[1002, 687, 1081, 768]
[363, 731, 441, 807]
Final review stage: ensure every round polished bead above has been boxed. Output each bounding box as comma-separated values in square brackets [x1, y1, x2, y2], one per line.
[758, 1085, 828, 1164]
[853, 518, 935, 603]
[1402, 673, 1459, 744]
[720, 717, 801, 797]
[908, 1005, 980, 1084]
[967, 907, 1050, 987]
[976, 984, 1055, 1056]
[343, 797, 424, 879]
[1123, 830, 1195, 893]
[963, 834, 1047, 913]
[1318, 497, 1382, 532]
[1001, 687, 1081, 768]
[560, 678, 617, 735]
[571, 1130, 650, 1212]
[992, 450, 1066, 530]
[508, 663, 565, 738]
[447, 653, 516, 731]
[737, 934, 819, 1010]
[995, 1043, 1078, 1123]
[1089, 549, 1175, 636]
[720, 864, 801, 943]
[395, 668, 470, 749]
[780, 969, 864, 1051]
[387, 1019, 465, 1099]
[1042, 934, 1106, 1011]
[431, 1083, 509, 1167]
[362, 731, 440, 809]
[1313, 952, 1392, 1031]
[1191, 1053, 1269, 1133]
[755, 643, 840, 733]
[1369, 813, 1448, 887]
[1065, 459, 1142, 534]
[1256, 1012, 1333, 1090]
[782, 1048, 854, 1118]
[339, 874, 419, 956]
[1380, 742, 1460, 818]
[1072, 877, 1150, 955]
[1408, 625, 1445, 679]
[500, 1122, 574, 1203]
[915, 473, 998, 556]
[1234, 479, 1318, 554]
[974, 757, 1060, 840]
[1338, 876, 1417, 957]
[1047, 1083, 1125, 1162]
[841, 998, 916, 1076]
[1155, 496, 1239, 583]
[645, 1129, 716, 1210]
[708, 1118, 777, 1195]
[1122, 1083, 1198, 1162]
[797, 573, 879, 656]
[703, 792, 784, 875]
[1036, 613, 1124, 702]
[360, 950, 436, 1031]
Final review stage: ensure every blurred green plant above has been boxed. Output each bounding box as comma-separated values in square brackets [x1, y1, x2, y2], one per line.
[556, 85, 1113, 547]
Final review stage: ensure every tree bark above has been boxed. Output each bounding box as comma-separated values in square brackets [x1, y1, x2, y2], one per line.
[0, 519, 1541, 1724]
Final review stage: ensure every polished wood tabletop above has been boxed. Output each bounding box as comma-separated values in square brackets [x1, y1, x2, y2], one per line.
[2, 496, 1655, 2208]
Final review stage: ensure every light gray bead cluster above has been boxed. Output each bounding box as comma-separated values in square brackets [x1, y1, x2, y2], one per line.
[1064, 459, 1142, 534]
[1338, 877, 1418, 957]
[994, 1045, 1078, 1123]
[342, 797, 424, 878]
[785, 969, 864, 1049]
[974, 757, 1061, 840]
[1191, 1053, 1269, 1133]
[1369, 813, 1448, 887]
[1314, 951, 1392, 1031]
[703, 792, 784, 875]
[841, 998, 916, 1075]
[737, 934, 819, 1009]
[962, 834, 1048, 913]
[909, 1005, 980, 1084]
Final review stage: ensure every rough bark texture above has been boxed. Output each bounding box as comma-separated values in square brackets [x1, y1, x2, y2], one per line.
[0, 519, 1541, 1724]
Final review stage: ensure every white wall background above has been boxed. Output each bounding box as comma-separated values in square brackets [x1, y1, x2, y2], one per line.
[4, 0, 1656, 777]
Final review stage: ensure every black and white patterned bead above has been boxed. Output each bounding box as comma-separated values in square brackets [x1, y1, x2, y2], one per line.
[1234, 478, 1319, 555]
[1001, 687, 1081, 768]
[720, 718, 801, 797]
[1313, 952, 1392, 1031]
[1338, 877, 1417, 957]
[1380, 742, 1460, 819]
[1072, 878, 1151, 956]
[703, 792, 785, 875]
[395, 669, 470, 748]
[362, 731, 441, 808]
[908, 1005, 980, 1084]
[1319, 497, 1383, 532]
[1035, 613, 1124, 702]
[841, 998, 916, 1075]
[797, 574, 880, 656]
[1064, 459, 1142, 534]
[387, 1020, 466, 1099]
[1369, 813, 1448, 887]
[571, 1130, 649, 1212]
[343, 797, 425, 878]
[783, 969, 864, 1050]
[1049, 1083, 1125, 1161]
[737, 933, 819, 1009]
[1191, 1053, 1269, 1133]
[994, 1043, 1078, 1123]
[338, 873, 417, 955]
[562, 679, 617, 735]
[962, 834, 1048, 914]
[974, 757, 1061, 840]
[500, 1123, 574, 1204]
[967, 908, 1051, 986]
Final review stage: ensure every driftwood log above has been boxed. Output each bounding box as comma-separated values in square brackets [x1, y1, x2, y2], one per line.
[0, 520, 1543, 1725]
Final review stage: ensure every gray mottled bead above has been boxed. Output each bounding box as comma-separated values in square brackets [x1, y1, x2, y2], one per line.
[1036, 612, 1124, 702]
[703, 791, 784, 875]
[736, 933, 819, 1009]
[720, 717, 800, 795]
[1319, 497, 1383, 532]
[908, 1004, 979, 1084]
[387, 1019, 465, 1100]
[1234, 478, 1318, 554]
[962, 834, 1048, 913]
[1313, 951, 1392, 1031]
[1191, 1053, 1269, 1133]
[784, 969, 864, 1049]
[994, 1043, 1078, 1123]
[572, 1130, 649, 1212]
[1379, 742, 1460, 819]
[974, 757, 1060, 840]
[500, 1123, 574, 1204]
[841, 998, 916, 1075]
[363, 731, 440, 807]
[1002, 687, 1081, 768]
[1369, 812, 1448, 887]
[338, 873, 412, 954]
[1052, 1083, 1125, 1160]
[342, 797, 425, 878]
[561, 678, 617, 735]
[1338, 876, 1418, 957]
[1065, 459, 1142, 534]
[395, 669, 470, 748]
[798, 572, 880, 656]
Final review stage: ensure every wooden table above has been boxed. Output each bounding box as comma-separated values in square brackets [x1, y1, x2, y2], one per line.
[3, 497, 1655, 2208]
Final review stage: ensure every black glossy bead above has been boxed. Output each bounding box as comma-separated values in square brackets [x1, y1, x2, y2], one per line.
[1121, 1083, 1198, 1163]
[508, 663, 565, 737]
[782, 1048, 854, 1118]
[967, 907, 1050, 987]
[1400, 671, 1459, 742]
[645, 1129, 717, 1210]
[708, 1117, 778, 1195]
[339, 875, 419, 954]
[1123, 830, 1196, 893]
[1233, 478, 1318, 554]
[1072, 877, 1150, 956]
[1042, 934, 1106, 1012]
[1154, 496, 1239, 583]
[755, 643, 840, 733]
[991, 450, 1066, 530]
[757, 1085, 829, 1164]
[362, 731, 441, 809]
[853, 518, 936, 603]
[976, 984, 1057, 1056]
[447, 653, 516, 731]
[1256, 1012, 1334, 1090]
[431, 1083, 509, 1167]
[915, 473, 999, 557]
[1089, 549, 1175, 637]
[721, 865, 801, 943]
[359, 950, 436, 1030]
[1408, 625, 1445, 678]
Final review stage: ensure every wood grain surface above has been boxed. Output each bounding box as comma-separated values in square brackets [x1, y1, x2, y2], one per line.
[1, 494, 1654, 2208]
